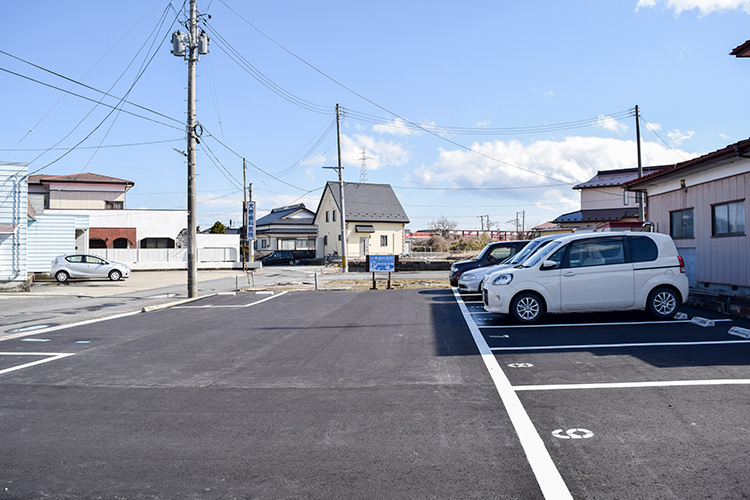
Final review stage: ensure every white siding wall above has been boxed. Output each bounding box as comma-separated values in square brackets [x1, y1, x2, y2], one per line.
[0, 163, 27, 282]
[348, 222, 405, 258]
[46, 209, 187, 244]
[316, 190, 342, 256]
[580, 186, 631, 210]
[26, 214, 80, 273]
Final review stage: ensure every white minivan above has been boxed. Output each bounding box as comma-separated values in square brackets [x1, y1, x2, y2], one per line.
[482, 232, 689, 323]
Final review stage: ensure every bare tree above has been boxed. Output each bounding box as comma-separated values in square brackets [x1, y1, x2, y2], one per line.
[428, 215, 457, 237]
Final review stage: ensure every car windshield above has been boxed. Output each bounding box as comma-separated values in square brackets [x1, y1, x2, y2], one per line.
[520, 241, 562, 268]
[475, 243, 493, 261]
[506, 240, 543, 265]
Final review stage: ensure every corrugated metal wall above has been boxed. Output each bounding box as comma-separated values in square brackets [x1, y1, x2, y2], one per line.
[0, 163, 28, 282]
[26, 214, 79, 273]
[648, 171, 749, 288]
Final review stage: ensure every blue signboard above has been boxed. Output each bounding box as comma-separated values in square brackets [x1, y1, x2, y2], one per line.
[246, 201, 256, 240]
[369, 254, 395, 272]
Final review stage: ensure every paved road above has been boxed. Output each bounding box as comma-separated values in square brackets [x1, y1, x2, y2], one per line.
[0, 267, 448, 337]
[2, 287, 749, 499]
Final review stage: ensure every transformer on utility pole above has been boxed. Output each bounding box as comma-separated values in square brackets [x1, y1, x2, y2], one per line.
[171, 0, 209, 298]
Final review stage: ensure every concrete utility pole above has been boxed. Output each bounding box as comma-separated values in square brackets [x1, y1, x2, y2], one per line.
[171, 0, 209, 297]
[635, 105, 645, 222]
[324, 103, 347, 273]
[186, 0, 199, 297]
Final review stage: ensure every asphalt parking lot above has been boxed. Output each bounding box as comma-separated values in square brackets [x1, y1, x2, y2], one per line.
[457, 290, 750, 499]
[1, 286, 749, 499]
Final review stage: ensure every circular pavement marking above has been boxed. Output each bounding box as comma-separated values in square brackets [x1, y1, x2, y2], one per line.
[552, 428, 594, 439]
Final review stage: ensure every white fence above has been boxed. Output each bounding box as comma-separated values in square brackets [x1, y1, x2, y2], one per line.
[89, 247, 239, 270]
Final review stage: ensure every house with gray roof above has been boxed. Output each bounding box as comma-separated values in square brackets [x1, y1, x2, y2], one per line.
[552, 166, 663, 231]
[254, 203, 316, 252]
[314, 182, 409, 259]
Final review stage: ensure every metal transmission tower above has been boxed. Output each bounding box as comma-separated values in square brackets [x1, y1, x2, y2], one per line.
[359, 146, 370, 183]
[170, 0, 209, 297]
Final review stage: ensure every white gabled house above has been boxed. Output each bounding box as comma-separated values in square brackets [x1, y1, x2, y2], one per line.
[314, 182, 410, 259]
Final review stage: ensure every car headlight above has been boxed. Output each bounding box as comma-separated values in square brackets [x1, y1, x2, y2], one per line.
[492, 273, 513, 286]
[461, 273, 477, 281]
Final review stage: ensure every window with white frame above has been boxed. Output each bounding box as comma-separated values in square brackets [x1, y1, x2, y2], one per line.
[381, 235, 388, 246]
[712, 200, 745, 236]
[325, 211, 329, 223]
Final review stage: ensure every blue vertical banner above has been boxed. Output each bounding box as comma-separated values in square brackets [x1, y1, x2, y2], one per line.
[246, 201, 256, 240]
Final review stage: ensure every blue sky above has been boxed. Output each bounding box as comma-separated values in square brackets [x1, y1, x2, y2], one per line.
[2, 0, 749, 231]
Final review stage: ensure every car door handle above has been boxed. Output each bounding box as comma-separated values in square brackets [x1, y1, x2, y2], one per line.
[563, 271, 576, 277]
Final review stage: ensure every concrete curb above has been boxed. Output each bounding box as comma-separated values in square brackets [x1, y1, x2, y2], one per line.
[141, 293, 216, 313]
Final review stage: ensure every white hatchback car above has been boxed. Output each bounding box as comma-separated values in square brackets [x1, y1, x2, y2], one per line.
[51, 254, 131, 283]
[482, 232, 689, 323]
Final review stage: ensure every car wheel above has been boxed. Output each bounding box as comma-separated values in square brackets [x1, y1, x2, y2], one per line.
[108, 269, 122, 281]
[55, 270, 69, 283]
[647, 287, 680, 319]
[510, 292, 544, 324]
[288, 260, 296, 266]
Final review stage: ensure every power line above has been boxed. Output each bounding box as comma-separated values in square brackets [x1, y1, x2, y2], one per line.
[0, 66, 184, 131]
[342, 108, 635, 136]
[392, 183, 569, 191]
[639, 113, 688, 162]
[25, 4, 184, 177]
[201, 128, 310, 192]
[201, 20, 332, 115]
[0, 138, 183, 151]
[217, 1, 634, 188]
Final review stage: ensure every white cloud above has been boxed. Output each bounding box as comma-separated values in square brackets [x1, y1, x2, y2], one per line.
[372, 118, 420, 136]
[476, 120, 491, 127]
[667, 129, 695, 145]
[340, 133, 411, 170]
[636, 0, 750, 15]
[597, 115, 629, 134]
[411, 136, 695, 193]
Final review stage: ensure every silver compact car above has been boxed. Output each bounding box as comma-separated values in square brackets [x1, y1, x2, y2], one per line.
[457, 235, 562, 293]
[51, 254, 131, 283]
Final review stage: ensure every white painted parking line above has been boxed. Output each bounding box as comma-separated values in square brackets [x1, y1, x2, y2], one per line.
[0, 352, 75, 376]
[452, 289, 573, 500]
[175, 290, 288, 309]
[482, 319, 733, 329]
[0, 311, 142, 342]
[514, 379, 750, 392]
[489, 340, 750, 351]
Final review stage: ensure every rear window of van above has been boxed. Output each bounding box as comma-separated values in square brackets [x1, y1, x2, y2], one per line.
[627, 236, 658, 262]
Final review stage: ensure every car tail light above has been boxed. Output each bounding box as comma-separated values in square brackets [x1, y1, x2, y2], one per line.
[677, 256, 685, 273]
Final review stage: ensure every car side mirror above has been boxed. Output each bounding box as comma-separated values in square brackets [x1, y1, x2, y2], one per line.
[541, 260, 558, 270]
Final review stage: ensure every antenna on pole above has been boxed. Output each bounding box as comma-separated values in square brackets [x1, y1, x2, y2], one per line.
[359, 146, 370, 183]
